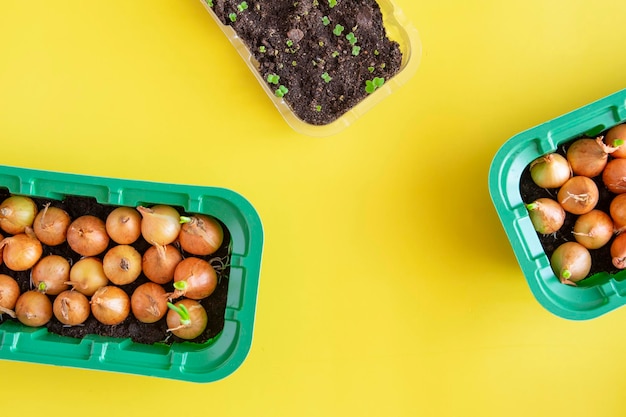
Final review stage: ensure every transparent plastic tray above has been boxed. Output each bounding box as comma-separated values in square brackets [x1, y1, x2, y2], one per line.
[199, 0, 422, 137]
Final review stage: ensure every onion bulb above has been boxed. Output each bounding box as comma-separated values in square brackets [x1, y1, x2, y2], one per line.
[166, 299, 207, 340]
[611, 233, 626, 269]
[0, 274, 20, 318]
[137, 205, 182, 248]
[33, 203, 71, 246]
[142, 244, 182, 284]
[67, 215, 110, 257]
[557, 176, 599, 215]
[529, 153, 571, 188]
[572, 209, 614, 249]
[67, 257, 109, 296]
[610, 193, 626, 233]
[604, 123, 626, 158]
[0, 195, 38, 235]
[566, 137, 618, 177]
[0, 231, 43, 271]
[131, 282, 168, 323]
[31, 255, 71, 295]
[14, 290, 52, 327]
[90, 286, 130, 325]
[526, 198, 565, 235]
[106, 207, 141, 245]
[179, 214, 224, 255]
[53, 290, 90, 326]
[102, 244, 142, 286]
[550, 241, 592, 285]
[171, 257, 218, 300]
[603, 158, 626, 194]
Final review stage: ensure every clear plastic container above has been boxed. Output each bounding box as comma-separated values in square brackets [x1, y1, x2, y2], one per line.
[0, 165, 263, 382]
[199, 0, 422, 137]
[489, 88, 626, 320]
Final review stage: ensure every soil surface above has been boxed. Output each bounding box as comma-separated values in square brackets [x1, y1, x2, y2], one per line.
[0, 190, 230, 345]
[209, 0, 403, 125]
[519, 129, 619, 286]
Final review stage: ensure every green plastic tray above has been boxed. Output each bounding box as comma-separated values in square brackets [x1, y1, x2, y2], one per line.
[489, 88, 626, 320]
[0, 165, 263, 382]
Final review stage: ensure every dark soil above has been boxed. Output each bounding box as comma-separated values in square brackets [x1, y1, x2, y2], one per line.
[519, 129, 619, 287]
[208, 0, 403, 125]
[0, 189, 230, 345]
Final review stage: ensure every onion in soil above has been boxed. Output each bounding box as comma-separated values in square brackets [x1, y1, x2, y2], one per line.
[526, 198, 566, 235]
[572, 209, 614, 250]
[53, 290, 90, 326]
[179, 214, 224, 256]
[14, 290, 52, 327]
[0, 195, 38, 235]
[529, 153, 572, 189]
[106, 206, 141, 245]
[610, 193, 626, 233]
[137, 205, 182, 248]
[31, 254, 71, 295]
[142, 244, 182, 285]
[131, 282, 168, 323]
[566, 137, 618, 178]
[33, 204, 71, 246]
[90, 286, 130, 326]
[550, 241, 592, 286]
[66, 215, 110, 257]
[0, 231, 43, 271]
[166, 299, 208, 340]
[603, 158, 626, 194]
[171, 257, 218, 300]
[557, 176, 599, 215]
[67, 257, 109, 296]
[611, 233, 626, 269]
[604, 123, 626, 158]
[0, 274, 20, 318]
[102, 244, 142, 286]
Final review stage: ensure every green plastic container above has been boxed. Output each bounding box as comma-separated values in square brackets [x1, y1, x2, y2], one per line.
[0, 165, 263, 382]
[489, 88, 626, 320]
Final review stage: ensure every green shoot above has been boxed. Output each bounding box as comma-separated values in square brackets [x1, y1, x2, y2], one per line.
[206, 0, 214, 7]
[275, 85, 289, 98]
[292, 60, 297, 66]
[333, 24, 344, 36]
[368, 66, 375, 73]
[346, 32, 357, 45]
[286, 39, 294, 47]
[328, 0, 337, 8]
[365, 77, 385, 94]
[331, 51, 340, 58]
[315, 105, 322, 112]
[351, 45, 361, 56]
[374, 49, 380, 56]
[322, 16, 330, 26]
[267, 73, 280, 84]
[321, 72, 332, 83]
[229, 12, 237, 22]
[237, 1, 248, 12]
[167, 302, 191, 326]
[259, 45, 266, 53]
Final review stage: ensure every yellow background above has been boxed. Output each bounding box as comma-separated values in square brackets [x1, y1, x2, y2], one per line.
[1, 1, 625, 415]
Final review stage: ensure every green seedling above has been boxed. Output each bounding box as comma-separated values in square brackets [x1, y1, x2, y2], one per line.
[267, 73, 280, 85]
[286, 39, 294, 47]
[167, 302, 191, 327]
[321, 72, 332, 83]
[315, 105, 322, 112]
[374, 49, 380, 56]
[368, 66, 375, 73]
[331, 50, 340, 58]
[237, 1, 248, 12]
[346, 32, 357, 45]
[352, 45, 361, 56]
[275, 85, 289, 98]
[333, 24, 344, 36]
[365, 77, 385, 94]
[206, 0, 214, 7]
[322, 16, 330, 26]
[229, 12, 237, 22]
[259, 45, 266, 53]
[328, 0, 337, 8]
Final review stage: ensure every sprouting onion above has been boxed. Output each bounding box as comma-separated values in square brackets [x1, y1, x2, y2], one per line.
[529, 153, 572, 189]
